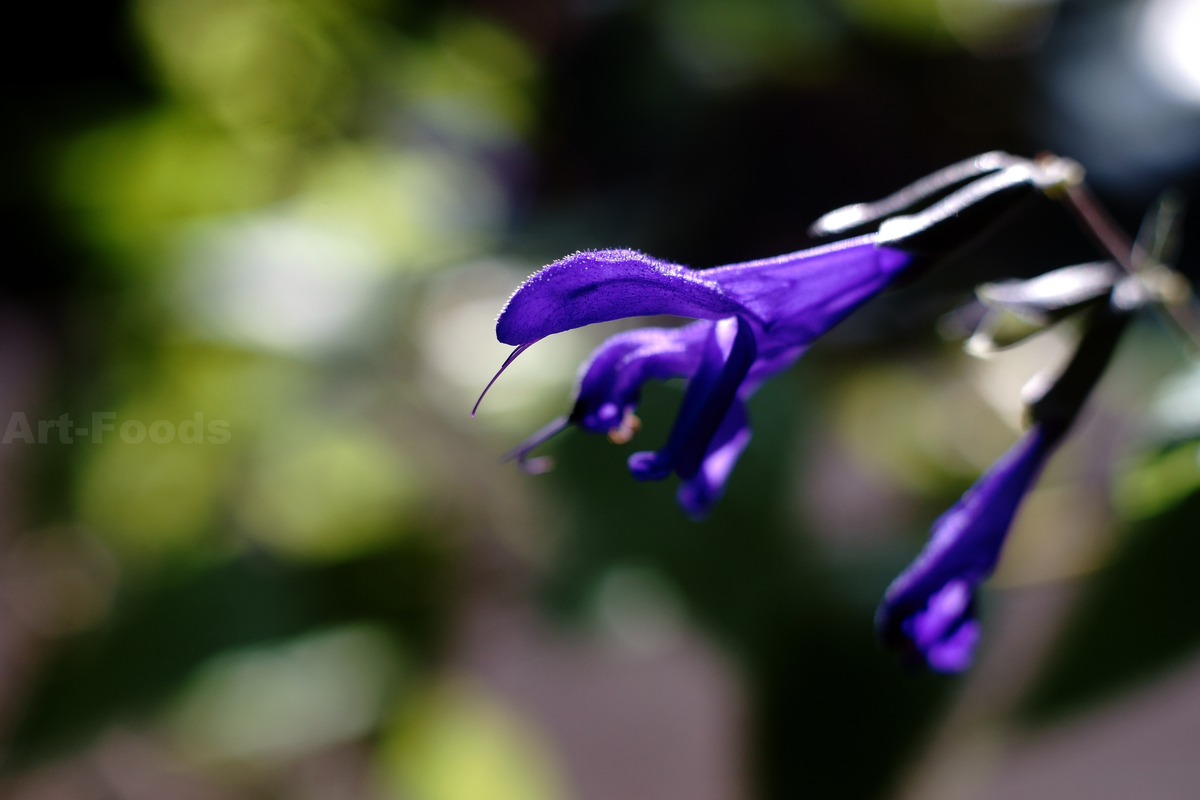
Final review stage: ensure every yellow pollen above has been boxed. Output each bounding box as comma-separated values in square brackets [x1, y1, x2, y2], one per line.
[607, 411, 641, 444]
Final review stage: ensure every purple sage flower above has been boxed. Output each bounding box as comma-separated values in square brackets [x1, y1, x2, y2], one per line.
[876, 289, 1133, 672]
[479, 153, 1076, 517]
[874, 420, 1067, 672]
[488, 237, 916, 517]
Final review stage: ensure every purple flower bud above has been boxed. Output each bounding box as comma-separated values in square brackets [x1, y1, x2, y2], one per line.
[877, 290, 1132, 672]
[875, 422, 1066, 672]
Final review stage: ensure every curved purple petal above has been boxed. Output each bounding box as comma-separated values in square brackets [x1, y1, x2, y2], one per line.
[925, 618, 981, 673]
[496, 250, 752, 345]
[676, 399, 752, 520]
[705, 237, 915, 394]
[570, 321, 713, 433]
[500, 322, 713, 472]
[875, 421, 1066, 672]
[708, 237, 914, 337]
[495, 238, 922, 516]
[629, 316, 756, 482]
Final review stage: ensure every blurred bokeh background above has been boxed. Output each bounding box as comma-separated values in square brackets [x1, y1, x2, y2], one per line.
[1, 0, 1199, 798]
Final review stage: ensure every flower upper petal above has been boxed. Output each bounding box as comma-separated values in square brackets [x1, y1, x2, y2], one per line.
[496, 250, 752, 345]
[707, 236, 914, 338]
[706, 238, 915, 393]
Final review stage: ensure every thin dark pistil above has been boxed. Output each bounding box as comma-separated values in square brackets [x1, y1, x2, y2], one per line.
[472, 342, 535, 417]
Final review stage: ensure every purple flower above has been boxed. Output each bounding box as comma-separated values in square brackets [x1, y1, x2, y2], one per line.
[480, 152, 1073, 517]
[488, 236, 916, 517]
[876, 287, 1133, 672]
[874, 421, 1066, 672]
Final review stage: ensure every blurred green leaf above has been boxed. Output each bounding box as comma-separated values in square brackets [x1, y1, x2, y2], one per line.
[377, 679, 571, 800]
[1113, 440, 1200, 521]
[10, 538, 450, 764]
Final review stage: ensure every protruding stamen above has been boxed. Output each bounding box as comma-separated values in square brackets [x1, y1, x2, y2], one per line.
[472, 342, 536, 417]
[501, 414, 570, 474]
[606, 410, 641, 444]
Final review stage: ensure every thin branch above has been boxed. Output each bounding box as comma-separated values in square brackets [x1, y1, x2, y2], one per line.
[1059, 181, 1200, 359]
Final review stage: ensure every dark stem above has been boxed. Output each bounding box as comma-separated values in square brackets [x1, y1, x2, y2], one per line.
[1060, 182, 1200, 358]
[1061, 183, 1137, 271]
